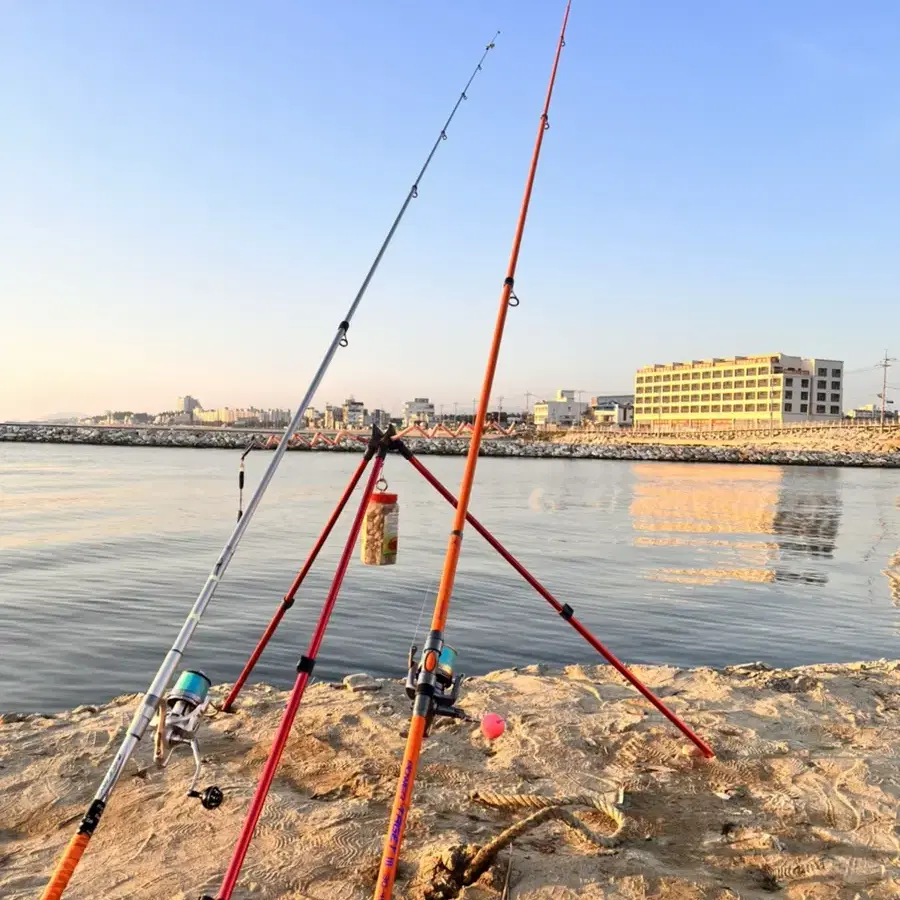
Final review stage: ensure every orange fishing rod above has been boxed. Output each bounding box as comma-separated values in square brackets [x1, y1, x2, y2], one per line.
[373, 5, 572, 897]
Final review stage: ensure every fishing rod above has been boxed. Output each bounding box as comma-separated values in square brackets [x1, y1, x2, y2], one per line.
[207, 428, 394, 900]
[221, 432, 380, 711]
[374, 5, 572, 897]
[39, 31, 499, 899]
[391, 440, 714, 757]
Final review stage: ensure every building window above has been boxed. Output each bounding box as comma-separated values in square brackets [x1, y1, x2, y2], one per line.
[831, 368, 841, 377]
[711, 393, 721, 401]
[733, 403, 744, 412]
[785, 377, 794, 386]
[800, 404, 808, 413]
[830, 393, 840, 402]
[770, 403, 780, 411]
[692, 373, 701, 380]
[756, 391, 767, 399]
[723, 370, 733, 377]
[785, 391, 793, 399]
[801, 391, 809, 401]
[712, 382, 722, 390]
[817, 367, 827, 376]
[733, 392, 743, 400]
[701, 405, 710, 413]
[816, 404, 826, 413]
[711, 404, 721, 412]
[662, 385, 670, 393]
[680, 406, 690, 413]
[701, 394, 710, 402]
[690, 394, 700, 402]
[652, 407, 660, 414]
[723, 380, 733, 389]
[663, 374, 671, 382]
[817, 380, 826, 388]
[830, 405, 839, 414]
[817, 392, 826, 401]
[735, 368, 745, 376]
[801, 379, 809, 388]
[636, 376, 644, 384]
[701, 371, 712, 379]
[723, 392, 733, 401]
[831, 381, 840, 390]
[691, 405, 700, 413]
[653, 376, 661, 382]
[723, 404, 732, 412]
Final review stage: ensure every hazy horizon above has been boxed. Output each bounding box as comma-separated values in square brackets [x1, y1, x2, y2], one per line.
[2, 1, 898, 421]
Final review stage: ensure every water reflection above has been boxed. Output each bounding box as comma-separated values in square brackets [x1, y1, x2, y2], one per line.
[630, 464, 842, 586]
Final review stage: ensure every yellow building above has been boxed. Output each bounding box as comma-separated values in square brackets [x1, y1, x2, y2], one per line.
[633, 353, 844, 427]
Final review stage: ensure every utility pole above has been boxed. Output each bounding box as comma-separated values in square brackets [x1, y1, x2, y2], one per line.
[439, 403, 444, 423]
[877, 350, 896, 430]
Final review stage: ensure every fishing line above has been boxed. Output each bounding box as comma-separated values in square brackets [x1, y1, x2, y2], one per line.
[39, 30, 500, 900]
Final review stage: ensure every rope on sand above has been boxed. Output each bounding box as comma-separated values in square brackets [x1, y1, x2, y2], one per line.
[464, 791, 624, 883]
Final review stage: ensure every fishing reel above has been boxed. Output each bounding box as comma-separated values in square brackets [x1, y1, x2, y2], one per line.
[154, 670, 223, 810]
[405, 643, 468, 734]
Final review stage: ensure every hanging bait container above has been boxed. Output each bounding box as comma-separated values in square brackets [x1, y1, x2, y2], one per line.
[361, 485, 399, 566]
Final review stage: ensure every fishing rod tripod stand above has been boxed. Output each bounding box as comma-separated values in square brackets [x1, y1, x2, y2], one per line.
[196, 425, 714, 899]
[222, 429, 714, 759]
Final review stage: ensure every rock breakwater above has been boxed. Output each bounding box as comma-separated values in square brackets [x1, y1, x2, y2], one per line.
[3, 423, 899, 467]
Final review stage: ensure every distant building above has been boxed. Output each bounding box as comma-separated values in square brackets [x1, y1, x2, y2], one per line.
[403, 397, 435, 427]
[591, 393, 635, 408]
[342, 397, 367, 428]
[591, 401, 633, 427]
[177, 395, 201, 414]
[367, 408, 392, 430]
[532, 390, 587, 427]
[634, 354, 844, 426]
[846, 403, 897, 422]
[324, 404, 341, 430]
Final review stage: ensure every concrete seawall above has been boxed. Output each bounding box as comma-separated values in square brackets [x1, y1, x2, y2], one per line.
[3, 423, 899, 467]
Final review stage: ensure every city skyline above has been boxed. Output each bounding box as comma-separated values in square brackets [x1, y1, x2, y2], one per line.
[3, 2, 899, 421]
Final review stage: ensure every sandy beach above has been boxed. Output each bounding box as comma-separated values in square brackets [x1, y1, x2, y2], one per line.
[2, 660, 899, 899]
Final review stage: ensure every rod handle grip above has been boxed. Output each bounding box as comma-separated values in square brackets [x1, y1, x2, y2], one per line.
[40, 831, 90, 900]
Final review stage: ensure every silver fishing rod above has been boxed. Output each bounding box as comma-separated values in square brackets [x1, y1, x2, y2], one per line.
[39, 31, 500, 900]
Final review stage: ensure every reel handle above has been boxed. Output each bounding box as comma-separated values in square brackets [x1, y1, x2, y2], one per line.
[188, 785, 223, 810]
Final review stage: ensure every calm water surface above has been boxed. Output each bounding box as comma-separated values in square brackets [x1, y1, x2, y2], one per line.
[1, 444, 898, 710]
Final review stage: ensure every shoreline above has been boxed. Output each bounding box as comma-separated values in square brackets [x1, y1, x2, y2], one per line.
[3, 423, 900, 468]
[4, 659, 898, 898]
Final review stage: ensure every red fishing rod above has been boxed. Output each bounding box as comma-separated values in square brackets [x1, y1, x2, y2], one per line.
[374, 6, 572, 897]
[221, 430, 381, 711]
[392, 439, 714, 757]
[206, 428, 393, 900]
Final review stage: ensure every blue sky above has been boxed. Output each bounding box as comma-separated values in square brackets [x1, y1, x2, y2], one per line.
[1, 1, 898, 419]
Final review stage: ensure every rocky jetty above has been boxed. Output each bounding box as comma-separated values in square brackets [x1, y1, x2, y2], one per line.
[2, 423, 899, 467]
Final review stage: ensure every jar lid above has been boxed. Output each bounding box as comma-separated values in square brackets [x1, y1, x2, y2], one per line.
[371, 492, 397, 504]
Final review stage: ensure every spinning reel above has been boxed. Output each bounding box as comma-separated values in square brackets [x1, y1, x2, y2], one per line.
[405, 643, 468, 733]
[154, 670, 223, 810]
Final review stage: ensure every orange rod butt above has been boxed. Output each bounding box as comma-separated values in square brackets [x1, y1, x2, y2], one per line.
[374, 714, 428, 900]
[40, 832, 90, 900]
